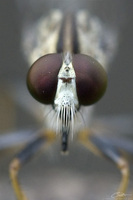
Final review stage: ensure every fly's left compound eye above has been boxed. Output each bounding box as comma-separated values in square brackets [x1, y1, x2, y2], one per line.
[73, 54, 107, 105]
[27, 53, 62, 104]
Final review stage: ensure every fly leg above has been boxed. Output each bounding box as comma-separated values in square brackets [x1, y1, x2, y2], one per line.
[9, 129, 56, 200]
[78, 129, 129, 200]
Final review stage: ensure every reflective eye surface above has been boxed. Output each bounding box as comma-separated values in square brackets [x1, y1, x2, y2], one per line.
[73, 54, 107, 105]
[27, 53, 62, 104]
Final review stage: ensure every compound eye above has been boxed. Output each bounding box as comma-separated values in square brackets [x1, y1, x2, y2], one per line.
[27, 53, 62, 104]
[72, 54, 107, 105]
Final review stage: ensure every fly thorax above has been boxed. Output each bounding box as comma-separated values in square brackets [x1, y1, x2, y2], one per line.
[54, 52, 79, 135]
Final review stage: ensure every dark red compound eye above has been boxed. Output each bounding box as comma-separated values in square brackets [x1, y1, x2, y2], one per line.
[27, 53, 107, 106]
[72, 54, 107, 105]
[27, 53, 62, 104]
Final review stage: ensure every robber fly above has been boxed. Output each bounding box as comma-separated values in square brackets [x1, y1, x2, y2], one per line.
[0, 8, 133, 200]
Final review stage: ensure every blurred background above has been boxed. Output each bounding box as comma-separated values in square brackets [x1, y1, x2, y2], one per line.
[0, 0, 133, 200]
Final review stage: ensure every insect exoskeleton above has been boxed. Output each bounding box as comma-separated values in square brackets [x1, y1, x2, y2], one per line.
[27, 53, 107, 106]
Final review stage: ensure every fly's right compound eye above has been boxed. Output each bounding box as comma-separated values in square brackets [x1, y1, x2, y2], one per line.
[27, 53, 62, 104]
[73, 54, 107, 105]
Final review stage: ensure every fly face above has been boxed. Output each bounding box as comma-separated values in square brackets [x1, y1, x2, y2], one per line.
[54, 52, 79, 139]
[27, 53, 107, 151]
[25, 10, 112, 151]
